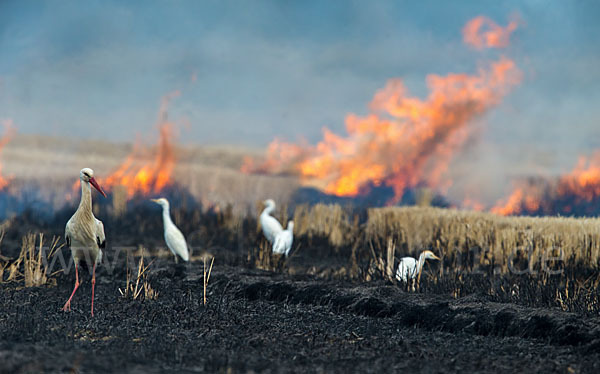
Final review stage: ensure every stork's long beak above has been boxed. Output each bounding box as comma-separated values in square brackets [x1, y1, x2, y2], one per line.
[150, 198, 160, 204]
[89, 177, 107, 198]
[432, 254, 441, 261]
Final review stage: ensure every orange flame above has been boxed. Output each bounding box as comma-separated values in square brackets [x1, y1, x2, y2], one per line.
[463, 15, 518, 49]
[0, 120, 16, 190]
[100, 91, 179, 198]
[491, 183, 543, 216]
[558, 153, 600, 202]
[243, 17, 522, 203]
[462, 197, 485, 212]
[493, 152, 600, 216]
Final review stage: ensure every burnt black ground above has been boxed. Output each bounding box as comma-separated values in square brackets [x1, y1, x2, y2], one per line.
[1, 203, 600, 373]
[1, 261, 600, 373]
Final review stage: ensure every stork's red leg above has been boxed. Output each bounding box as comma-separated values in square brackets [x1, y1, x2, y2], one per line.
[62, 263, 79, 312]
[91, 263, 96, 317]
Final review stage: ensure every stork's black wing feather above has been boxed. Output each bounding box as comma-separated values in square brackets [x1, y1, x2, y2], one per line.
[97, 237, 106, 249]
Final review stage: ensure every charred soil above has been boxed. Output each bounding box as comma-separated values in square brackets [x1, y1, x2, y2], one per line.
[1, 261, 600, 373]
[1, 204, 600, 372]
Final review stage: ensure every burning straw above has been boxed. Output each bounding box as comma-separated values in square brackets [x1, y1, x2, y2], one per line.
[493, 151, 600, 216]
[242, 16, 522, 205]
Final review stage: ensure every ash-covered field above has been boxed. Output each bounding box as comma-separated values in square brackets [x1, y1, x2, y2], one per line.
[2, 264, 600, 373]
[1, 201, 600, 373]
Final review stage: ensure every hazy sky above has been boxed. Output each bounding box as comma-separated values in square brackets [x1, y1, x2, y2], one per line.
[1, 0, 599, 180]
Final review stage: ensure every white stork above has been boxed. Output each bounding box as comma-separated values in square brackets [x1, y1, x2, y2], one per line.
[63, 168, 107, 316]
[151, 198, 189, 262]
[396, 250, 440, 283]
[260, 199, 283, 244]
[272, 220, 294, 256]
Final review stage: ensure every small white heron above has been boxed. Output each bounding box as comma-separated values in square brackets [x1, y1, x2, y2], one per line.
[396, 250, 440, 283]
[63, 168, 107, 317]
[260, 199, 283, 244]
[272, 220, 294, 256]
[151, 198, 190, 262]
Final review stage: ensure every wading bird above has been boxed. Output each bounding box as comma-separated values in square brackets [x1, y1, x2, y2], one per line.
[272, 221, 294, 256]
[63, 168, 107, 316]
[396, 250, 440, 283]
[260, 199, 283, 244]
[151, 198, 190, 262]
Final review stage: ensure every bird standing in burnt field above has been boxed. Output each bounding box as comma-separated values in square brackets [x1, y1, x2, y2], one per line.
[396, 250, 440, 290]
[63, 168, 107, 317]
[260, 199, 283, 244]
[152, 197, 190, 262]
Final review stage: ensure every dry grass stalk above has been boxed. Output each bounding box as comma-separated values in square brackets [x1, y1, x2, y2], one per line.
[386, 238, 395, 282]
[366, 240, 386, 282]
[119, 253, 158, 301]
[203, 255, 215, 305]
[366, 237, 400, 283]
[143, 277, 159, 300]
[0, 262, 6, 284]
[5, 255, 22, 282]
[252, 239, 273, 271]
[3, 233, 62, 286]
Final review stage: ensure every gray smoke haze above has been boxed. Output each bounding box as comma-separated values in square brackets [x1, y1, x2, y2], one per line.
[1, 0, 599, 204]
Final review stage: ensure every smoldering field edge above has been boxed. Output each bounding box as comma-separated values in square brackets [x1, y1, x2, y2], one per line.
[0, 134, 599, 316]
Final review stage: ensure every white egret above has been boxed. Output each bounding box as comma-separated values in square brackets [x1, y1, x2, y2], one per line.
[396, 250, 440, 283]
[272, 221, 294, 256]
[151, 198, 190, 262]
[63, 168, 107, 317]
[260, 199, 283, 244]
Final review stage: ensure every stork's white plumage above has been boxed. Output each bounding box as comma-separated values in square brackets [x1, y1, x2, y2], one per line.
[63, 168, 107, 317]
[152, 198, 189, 262]
[260, 199, 283, 244]
[272, 220, 294, 256]
[396, 250, 440, 283]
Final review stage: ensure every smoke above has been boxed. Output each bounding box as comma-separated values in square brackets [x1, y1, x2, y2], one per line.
[0, 119, 16, 190]
[243, 16, 522, 204]
[463, 15, 519, 49]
